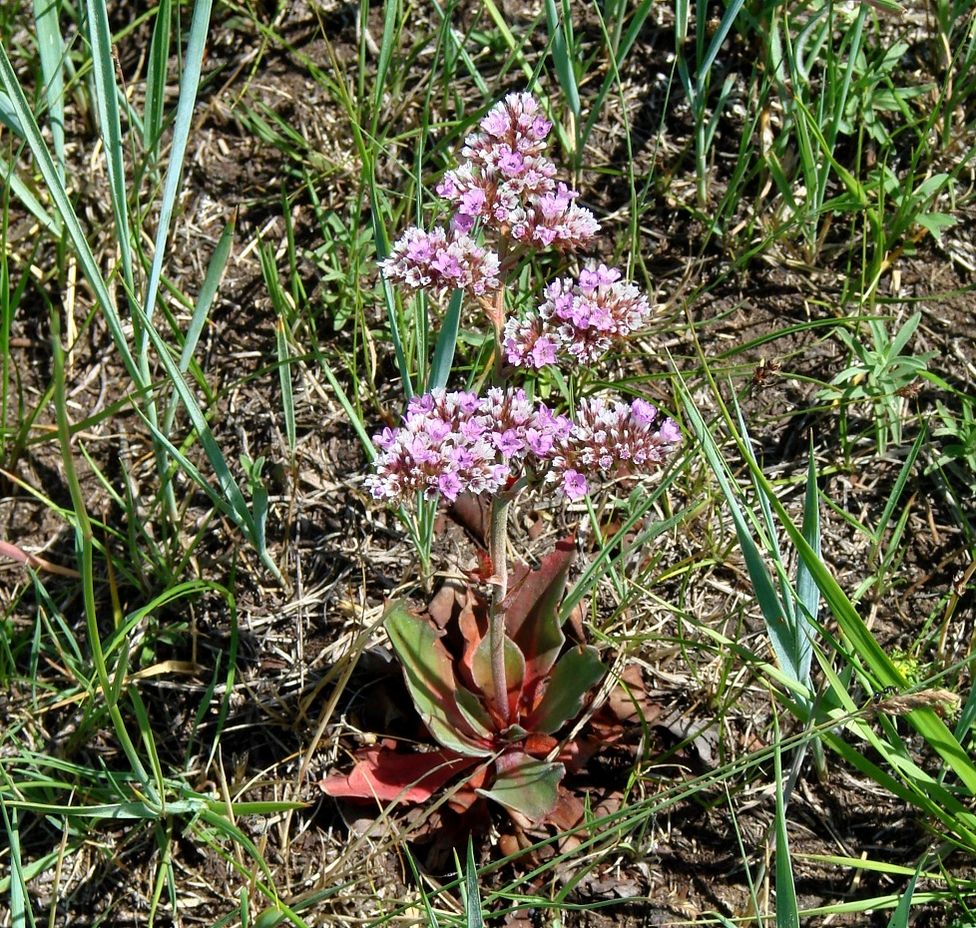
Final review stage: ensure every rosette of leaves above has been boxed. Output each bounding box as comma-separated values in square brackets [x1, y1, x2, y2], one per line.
[320, 538, 606, 824]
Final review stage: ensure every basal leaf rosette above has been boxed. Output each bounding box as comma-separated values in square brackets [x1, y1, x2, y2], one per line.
[319, 540, 606, 823]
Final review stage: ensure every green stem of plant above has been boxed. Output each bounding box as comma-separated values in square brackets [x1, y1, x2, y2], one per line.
[488, 491, 513, 724]
[51, 306, 160, 808]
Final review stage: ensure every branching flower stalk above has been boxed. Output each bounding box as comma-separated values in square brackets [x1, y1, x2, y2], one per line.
[367, 91, 680, 742]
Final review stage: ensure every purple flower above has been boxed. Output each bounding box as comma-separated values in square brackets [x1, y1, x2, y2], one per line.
[503, 264, 654, 368]
[438, 471, 463, 501]
[433, 93, 596, 251]
[381, 227, 500, 301]
[562, 469, 588, 500]
[547, 397, 680, 498]
[366, 388, 577, 506]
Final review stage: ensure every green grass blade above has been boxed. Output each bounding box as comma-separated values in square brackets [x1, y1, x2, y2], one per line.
[276, 315, 297, 452]
[733, 397, 793, 617]
[740, 444, 976, 796]
[886, 859, 922, 928]
[0, 87, 23, 135]
[85, 0, 180, 522]
[404, 846, 441, 928]
[51, 308, 158, 804]
[33, 0, 66, 177]
[313, 350, 376, 462]
[428, 287, 462, 391]
[774, 717, 800, 928]
[128, 687, 167, 808]
[180, 218, 233, 374]
[0, 44, 142, 385]
[464, 837, 485, 928]
[259, 240, 297, 451]
[0, 153, 61, 235]
[431, 0, 490, 97]
[696, 0, 745, 92]
[144, 0, 172, 153]
[560, 469, 692, 621]
[794, 443, 821, 689]
[545, 0, 580, 117]
[0, 797, 33, 928]
[681, 390, 808, 699]
[139, 0, 214, 337]
[371, 0, 399, 134]
[84, 0, 136, 297]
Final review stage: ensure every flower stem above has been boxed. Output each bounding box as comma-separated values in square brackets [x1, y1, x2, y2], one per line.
[488, 490, 513, 724]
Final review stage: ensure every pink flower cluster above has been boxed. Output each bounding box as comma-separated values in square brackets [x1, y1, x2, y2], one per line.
[366, 388, 571, 505]
[378, 93, 602, 306]
[547, 398, 681, 501]
[380, 227, 500, 301]
[437, 93, 599, 250]
[504, 263, 653, 368]
[367, 390, 679, 505]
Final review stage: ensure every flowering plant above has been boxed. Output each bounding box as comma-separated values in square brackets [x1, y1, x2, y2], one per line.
[321, 93, 679, 827]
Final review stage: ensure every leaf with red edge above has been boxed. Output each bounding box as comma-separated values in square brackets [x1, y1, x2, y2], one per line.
[384, 601, 494, 756]
[503, 537, 576, 683]
[476, 751, 564, 822]
[525, 645, 606, 734]
[457, 588, 488, 689]
[318, 747, 478, 803]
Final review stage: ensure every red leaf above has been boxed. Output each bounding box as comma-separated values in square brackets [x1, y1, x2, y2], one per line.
[502, 536, 576, 684]
[457, 590, 488, 689]
[448, 492, 491, 547]
[318, 747, 477, 804]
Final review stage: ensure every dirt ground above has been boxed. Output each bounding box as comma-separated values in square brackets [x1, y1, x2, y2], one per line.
[3, 1, 976, 926]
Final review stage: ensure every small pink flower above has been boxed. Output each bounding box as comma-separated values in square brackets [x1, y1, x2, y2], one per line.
[366, 388, 576, 506]
[562, 470, 588, 500]
[381, 227, 500, 301]
[503, 264, 654, 368]
[435, 93, 596, 251]
[547, 397, 680, 498]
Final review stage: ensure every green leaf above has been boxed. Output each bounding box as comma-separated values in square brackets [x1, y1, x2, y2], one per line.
[85, 0, 136, 299]
[428, 287, 462, 391]
[471, 634, 525, 709]
[476, 752, 563, 822]
[683, 392, 810, 699]
[144, 0, 172, 153]
[139, 0, 214, 335]
[545, 0, 580, 117]
[463, 838, 485, 928]
[794, 444, 821, 699]
[914, 212, 956, 241]
[0, 88, 23, 136]
[526, 645, 606, 735]
[886, 860, 922, 928]
[696, 0, 745, 92]
[385, 601, 493, 756]
[33, 0, 66, 174]
[774, 722, 800, 928]
[886, 312, 921, 360]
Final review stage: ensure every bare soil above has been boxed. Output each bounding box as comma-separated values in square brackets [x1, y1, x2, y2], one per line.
[3, 2, 976, 926]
